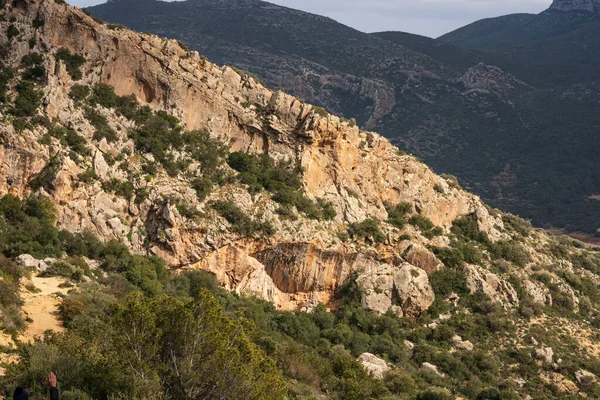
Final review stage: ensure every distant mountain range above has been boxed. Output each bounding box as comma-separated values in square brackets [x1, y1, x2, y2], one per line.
[87, 0, 600, 236]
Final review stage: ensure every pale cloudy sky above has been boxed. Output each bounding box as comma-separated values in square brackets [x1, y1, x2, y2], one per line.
[69, 0, 553, 38]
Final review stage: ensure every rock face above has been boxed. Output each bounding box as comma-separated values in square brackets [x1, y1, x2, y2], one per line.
[358, 353, 389, 380]
[356, 263, 435, 317]
[550, 0, 600, 12]
[464, 264, 519, 308]
[523, 279, 553, 306]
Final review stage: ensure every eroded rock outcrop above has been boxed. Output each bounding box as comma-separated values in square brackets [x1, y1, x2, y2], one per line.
[358, 353, 390, 380]
[357, 262, 434, 317]
[464, 264, 519, 308]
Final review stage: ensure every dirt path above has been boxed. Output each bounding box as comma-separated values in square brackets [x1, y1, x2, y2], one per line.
[0, 276, 69, 376]
[19, 276, 69, 342]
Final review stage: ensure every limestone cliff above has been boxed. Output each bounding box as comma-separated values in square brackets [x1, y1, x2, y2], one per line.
[0, 0, 597, 318]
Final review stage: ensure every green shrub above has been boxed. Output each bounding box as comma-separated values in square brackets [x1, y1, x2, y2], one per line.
[212, 200, 274, 237]
[20, 53, 45, 81]
[348, 218, 386, 244]
[11, 81, 42, 117]
[452, 215, 490, 244]
[184, 129, 228, 178]
[0, 195, 62, 258]
[55, 48, 86, 80]
[77, 168, 98, 184]
[134, 188, 149, 205]
[69, 84, 90, 103]
[39, 260, 74, 279]
[429, 267, 469, 298]
[409, 215, 434, 231]
[312, 106, 329, 118]
[489, 241, 530, 267]
[129, 112, 186, 175]
[431, 246, 465, 268]
[7, 24, 19, 40]
[227, 152, 331, 220]
[417, 387, 454, 400]
[47, 125, 90, 157]
[89, 83, 119, 108]
[191, 177, 213, 201]
[29, 157, 62, 191]
[102, 179, 134, 200]
[84, 107, 118, 143]
[502, 214, 531, 237]
[386, 202, 411, 229]
[440, 173, 462, 190]
[409, 215, 443, 238]
[0, 64, 14, 103]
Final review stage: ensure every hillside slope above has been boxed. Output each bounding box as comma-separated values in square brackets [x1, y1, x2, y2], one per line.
[85, 0, 600, 236]
[0, 0, 599, 398]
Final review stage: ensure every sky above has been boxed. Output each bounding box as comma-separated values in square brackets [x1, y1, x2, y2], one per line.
[68, 0, 553, 38]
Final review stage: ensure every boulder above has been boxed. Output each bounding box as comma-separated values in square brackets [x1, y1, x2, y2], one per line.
[523, 279, 552, 306]
[575, 369, 595, 384]
[421, 362, 446, 377]
[535, 347, 554, 364]
[452, 335, 474, 352]
[402, 243, 443, 274]
[358, 353, 389, 380]
[464, 264, 519, 308]
[15, 254, 48, 272]
[357, 262, 435, 317]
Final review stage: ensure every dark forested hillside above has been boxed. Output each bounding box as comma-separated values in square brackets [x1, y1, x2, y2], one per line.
[86, 0, 600, 236]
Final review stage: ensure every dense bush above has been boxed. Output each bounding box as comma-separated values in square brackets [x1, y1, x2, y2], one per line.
[212, 200, 274, 237]
[3, 290, 286, 399]
[0, 64, 13, 103]
[227, 152, 335, 220]
[129, 112, 186, 176]
[410, 215, 443, 239]
[68, 84, 89, 103]
[452, 215, 490, 244]
[348, 218, 386, 244]
[20, 53, 45, 82]
[6, 24, 19, 40]
[386, 201, 412, 229]
[0, 257, 25, 332]
[190, 176, 213, 201]
[0, 195, 62, 259]
[84, 107, 117, 143]
[429, 267, 469, 298]
[184, 129, 228, 178]
[54, 48, 86, 80]
[11, 81, 42, 117]
[46, 125, 90, 158]
[489, 241, 530, 267]
[102, 178, 134, 200]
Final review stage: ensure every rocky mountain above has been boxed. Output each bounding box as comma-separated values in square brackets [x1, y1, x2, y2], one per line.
[550, 0, 600, 12]
[0, 0, 600, 398]
[85, 0, 600, 237]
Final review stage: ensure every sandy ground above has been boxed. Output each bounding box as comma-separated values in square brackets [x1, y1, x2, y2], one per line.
[0, 276, 69, 376]
[18, 276, 69, 343]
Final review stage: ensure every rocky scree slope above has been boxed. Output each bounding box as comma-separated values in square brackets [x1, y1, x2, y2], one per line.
[0, 0, 598, 324]
[87, 0, 600, 237]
